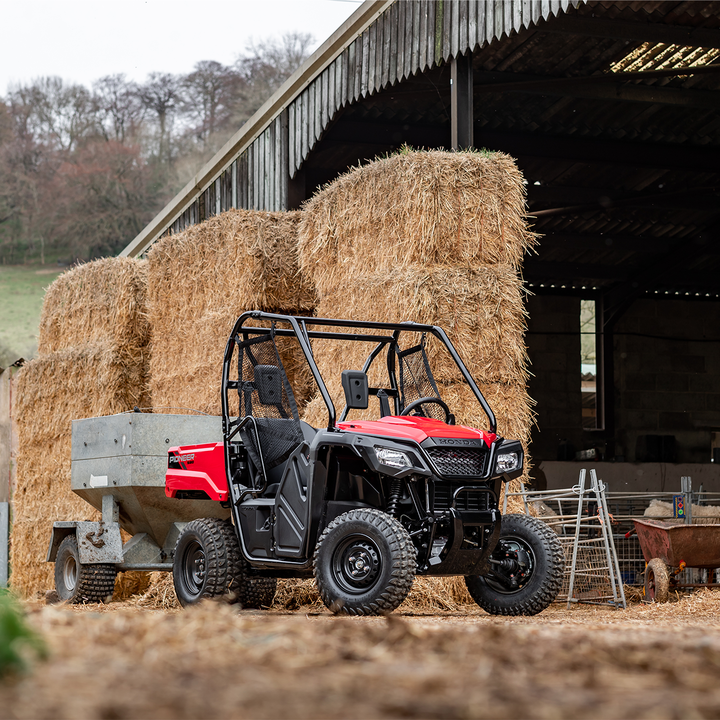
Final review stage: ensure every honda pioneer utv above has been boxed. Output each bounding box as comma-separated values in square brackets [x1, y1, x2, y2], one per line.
[166, 311, 564, 615]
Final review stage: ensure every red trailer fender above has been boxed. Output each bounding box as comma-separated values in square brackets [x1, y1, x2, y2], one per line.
[166, 442, 229, 501]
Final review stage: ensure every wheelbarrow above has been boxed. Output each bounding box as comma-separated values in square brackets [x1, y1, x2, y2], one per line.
[632, 518, 720, 602]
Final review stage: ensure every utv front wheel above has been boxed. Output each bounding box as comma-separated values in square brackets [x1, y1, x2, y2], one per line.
[54, 535, 117, 604]
[314, 508, 416, 615]
[465, 514, 564, 616]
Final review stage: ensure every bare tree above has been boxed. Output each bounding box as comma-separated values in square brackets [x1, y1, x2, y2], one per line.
[138, 72, 179, 164]
[233, 32, 314, 125]
[93, 74, 144, 144]
[180, 61, 243, 151]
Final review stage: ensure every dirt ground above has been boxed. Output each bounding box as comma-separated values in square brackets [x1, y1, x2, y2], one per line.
[2, 590, 720, 720]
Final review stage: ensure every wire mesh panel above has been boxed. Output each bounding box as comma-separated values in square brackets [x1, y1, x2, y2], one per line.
[396, 335, 443, 419]
[235, 330, 304, 470]
[505, 471, 626, 608]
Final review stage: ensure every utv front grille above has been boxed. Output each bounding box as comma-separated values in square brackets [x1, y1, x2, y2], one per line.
[425, 447, 487, 477]
[434, 484, 489, 512]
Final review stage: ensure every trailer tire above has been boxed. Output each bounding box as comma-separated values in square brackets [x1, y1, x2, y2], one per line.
[644, 558, 670, 603]
[54, 535, 117, 604]
[465, 514, 565, 616]
[314, 508, 416, 616]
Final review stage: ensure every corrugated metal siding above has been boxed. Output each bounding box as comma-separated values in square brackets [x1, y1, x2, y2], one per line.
[168, 0, 574, 235]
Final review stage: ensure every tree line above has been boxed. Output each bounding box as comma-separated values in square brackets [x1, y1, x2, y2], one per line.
[0, 33, 313, 264]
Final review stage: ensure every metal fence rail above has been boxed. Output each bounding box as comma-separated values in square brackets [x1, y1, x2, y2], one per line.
[507, 481, 720, 589]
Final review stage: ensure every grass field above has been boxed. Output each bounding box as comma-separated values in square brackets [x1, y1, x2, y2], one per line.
[0, 265, 63, 365]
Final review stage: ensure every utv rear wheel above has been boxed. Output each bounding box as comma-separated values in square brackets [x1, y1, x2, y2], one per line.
[173, 518, 275, 608]
[314, 508, 416, 616]
[174, 518, 245, 607]
[54, 535, 117, 604]
[465, 514, 564, 616]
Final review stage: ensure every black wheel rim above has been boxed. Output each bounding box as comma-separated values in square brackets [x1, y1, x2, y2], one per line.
[331, 534, 382, 595]
[182, 540, 206, 597]
[63, 554, 78, 592]
[486, 535, 536, 595]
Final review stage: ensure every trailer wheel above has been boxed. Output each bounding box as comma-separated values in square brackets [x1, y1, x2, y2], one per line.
[314, 508, 416, 616]
[465, 514, 565, 616]
[644, 558, 670, 603]
[54, 535, 117, 604]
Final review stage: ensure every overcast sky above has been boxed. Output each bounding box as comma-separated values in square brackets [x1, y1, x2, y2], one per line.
[0, 0, 361, 94]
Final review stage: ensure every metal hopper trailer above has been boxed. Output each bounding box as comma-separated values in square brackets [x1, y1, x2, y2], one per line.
[47, 412, 227, 601]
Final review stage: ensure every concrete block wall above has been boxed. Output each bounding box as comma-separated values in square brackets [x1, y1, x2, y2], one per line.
[526, 295, 583, 462]
[614, 298, 720, 463]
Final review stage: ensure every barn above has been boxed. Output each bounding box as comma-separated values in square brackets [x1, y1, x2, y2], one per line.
[122, 0, 720, 494]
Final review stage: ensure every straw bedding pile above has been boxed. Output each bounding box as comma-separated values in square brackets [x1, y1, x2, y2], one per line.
[11, 258, 150, 598]
[299, 150, 535, 514]
[146, 208, 315, 416]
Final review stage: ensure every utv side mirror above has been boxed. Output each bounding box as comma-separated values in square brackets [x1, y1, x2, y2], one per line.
[254, 365, 282, 406]
[341, 370, 369, 409]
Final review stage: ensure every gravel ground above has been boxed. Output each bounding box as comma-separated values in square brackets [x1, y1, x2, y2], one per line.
[2, 591, 720, 719]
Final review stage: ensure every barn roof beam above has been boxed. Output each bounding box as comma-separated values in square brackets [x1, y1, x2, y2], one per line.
[473, 70, 720, 109]
[542, 15, 720, 49]
[326, 120, 720, 173]
[524, 259, 720, 291]
[477, 129, 720, 173]
[530, 186, 720, 217]
[537, 232, 695, 255]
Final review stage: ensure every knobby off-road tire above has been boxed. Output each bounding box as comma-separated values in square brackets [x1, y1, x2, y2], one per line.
[54, 535, 117, 604]
[314, 508, 416, 616]
[644, 558, 670, 603]
[465, 514, 565, 616]
[173, 518, 276, 608]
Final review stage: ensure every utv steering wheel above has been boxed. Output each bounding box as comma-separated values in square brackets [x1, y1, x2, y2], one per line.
[400, 397, 453, 424]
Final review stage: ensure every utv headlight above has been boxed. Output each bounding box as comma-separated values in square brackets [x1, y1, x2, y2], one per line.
[374, 447, 412, 470]
[496, 452, 520, 473]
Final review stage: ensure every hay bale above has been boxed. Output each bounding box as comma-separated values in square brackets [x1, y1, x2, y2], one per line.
[299, 149, 535, 293]
[11, 346, 149, 598]
[38, 258, 149, 357]
[147, 209, 315, 415]
[307, 265, 528, 386]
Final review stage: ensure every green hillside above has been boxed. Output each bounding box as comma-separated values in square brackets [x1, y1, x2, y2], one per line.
[0, 265, 62, 366]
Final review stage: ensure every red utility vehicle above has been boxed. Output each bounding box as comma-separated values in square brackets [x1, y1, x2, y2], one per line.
[166, 312, 564, 615]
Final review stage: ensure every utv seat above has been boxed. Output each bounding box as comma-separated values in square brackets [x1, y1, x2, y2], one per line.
[260, 420, 317, 497]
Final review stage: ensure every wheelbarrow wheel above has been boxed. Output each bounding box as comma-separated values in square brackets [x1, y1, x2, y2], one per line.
[645, 558, 670, 603]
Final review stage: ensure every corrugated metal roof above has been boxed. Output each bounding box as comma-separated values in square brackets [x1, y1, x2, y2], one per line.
[121, 0, 578, 257]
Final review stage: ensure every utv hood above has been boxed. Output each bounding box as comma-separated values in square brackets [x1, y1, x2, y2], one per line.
[335, 416, 497, 446]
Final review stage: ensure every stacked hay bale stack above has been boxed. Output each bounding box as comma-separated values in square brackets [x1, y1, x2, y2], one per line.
[11, 258, 150, 598]
[299, 149, 535, 506]
[146, 208, 316, 416]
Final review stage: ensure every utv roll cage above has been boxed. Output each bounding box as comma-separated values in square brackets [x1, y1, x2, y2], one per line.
[220, 310, 497, 438]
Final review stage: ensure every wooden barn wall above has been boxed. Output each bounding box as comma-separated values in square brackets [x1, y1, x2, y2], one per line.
[168, 0, 575, 234]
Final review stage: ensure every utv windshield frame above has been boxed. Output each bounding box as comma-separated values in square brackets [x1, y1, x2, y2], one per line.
[221, 311, 497, 437]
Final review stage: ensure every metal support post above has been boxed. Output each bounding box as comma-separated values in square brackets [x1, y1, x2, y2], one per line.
[681, 476, 693, 524]
[451, 51, 474, 150]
